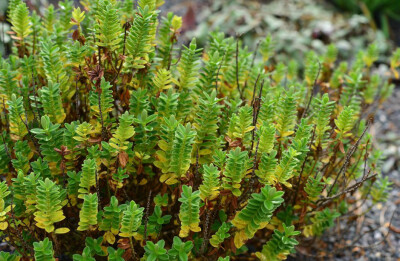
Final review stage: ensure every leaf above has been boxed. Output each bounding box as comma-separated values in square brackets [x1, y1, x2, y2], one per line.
[118, 151, 129, 168]
[55, 227, 70, 234]
[0, 222, 8, 230]
[104, 231, 116, 244]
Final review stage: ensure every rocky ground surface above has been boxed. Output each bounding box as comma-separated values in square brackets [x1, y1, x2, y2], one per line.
[364, 87, 400, 260]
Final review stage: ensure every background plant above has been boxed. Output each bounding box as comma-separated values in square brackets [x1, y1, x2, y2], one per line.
[332, 0, 400, 38]
[184, 0, 393, 65]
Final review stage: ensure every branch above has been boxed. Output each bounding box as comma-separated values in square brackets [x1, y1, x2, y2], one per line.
[143, 190, 152, 241]
[243, 40, 261, 97]
[235, 36, 244, 100]
[327, 119, 371, 196]
[300, 60, 321, 120]
[317, 172, 377, 207]
[215, 51, 226, 93]
[292, 125, 316, 205]
[249, 79, 264, 155]
[111, 22, 130, 85]
[19, 113, 42, 157]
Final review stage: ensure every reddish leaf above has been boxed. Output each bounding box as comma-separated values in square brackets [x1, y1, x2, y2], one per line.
[88, 137, 102, 143]
[339, 141, 345, 154]
[117, 238, 131, 250]
[119, 151, 128, 168]
[231, 196, 238, 209]
[137, 163, 143, 175]
[72, 29, 80, 41]
[120, 89, 130, 105]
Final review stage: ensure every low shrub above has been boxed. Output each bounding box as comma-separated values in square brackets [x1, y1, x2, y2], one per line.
[0, 0, 397, 260]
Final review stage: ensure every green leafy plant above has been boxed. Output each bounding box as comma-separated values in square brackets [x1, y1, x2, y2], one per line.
[232, 186, 284, 248]
[33, 238, 55, 261]
[119, 200, 144, 237]
[256, 224, 300, 261]
[178, 185, 201, 237]
[143, 240, 169, 261]
[77, 193, 98, 231]
[168, 236, 193, 261]
[34, 178, 68, 234]
[210, 222, 232, 247]
[0, 1, 395, 260]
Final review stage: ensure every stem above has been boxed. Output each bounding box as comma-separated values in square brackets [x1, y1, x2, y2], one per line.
[167, 32, 176, 70]
[143, 190, 152, 241]
[327, 120, 371, 196]
[95, 168, 101, 210]
[111, 24, 129, 85]
[300, 60, 321, 120]
[193, 149, 200, 191]
[75, 71, 80, 121]
[236, 37, 244, 100]
[292, 125, 316, 205]
[238, 132, 261, 206]
[249, 79, 264, 156]
[19, 113, 42, 157]
[97, 82, 106, 141]
[51, 232, 59, 256]
[129, 236, 136, 259]
[243, 40, 261, 96]
[32, 30, 36, 56]
[215, 51, 226, 93]
[10, 193, 34, 256]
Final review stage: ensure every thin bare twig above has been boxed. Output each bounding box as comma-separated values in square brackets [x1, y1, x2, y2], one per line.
[300, 60, 321, 120]
[10, 193, 34, 256]
[292, 125, 316, 205]
[235, 36, 244, 100]
[249, 80, 265, 155]
[250, 72, 261, 107]
[215, 51, 226, 93]
[111, 22, 129, 84]
[317, 172, 377, 207]
[143, 190, 152, 241]
[193, 149, 201, 191]
[243, 40, 261, 96]
[97, 82, 106, 141]
[199, 209, 211, 254]
[19, 114, 42, 157]
[95, 168, 101, 210]
[327, 119, 371, 196]
[238, 132, 262, 206]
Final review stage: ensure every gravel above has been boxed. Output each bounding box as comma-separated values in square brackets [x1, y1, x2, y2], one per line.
[310, 87, 400, 261]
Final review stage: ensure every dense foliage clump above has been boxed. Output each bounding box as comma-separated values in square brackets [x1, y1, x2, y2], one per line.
[0, 0, 397, 260]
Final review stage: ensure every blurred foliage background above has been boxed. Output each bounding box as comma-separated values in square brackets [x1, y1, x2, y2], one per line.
[1, 0, 399, 64]
[182, 0, 393, 64]
[331, 0, 400, 38]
